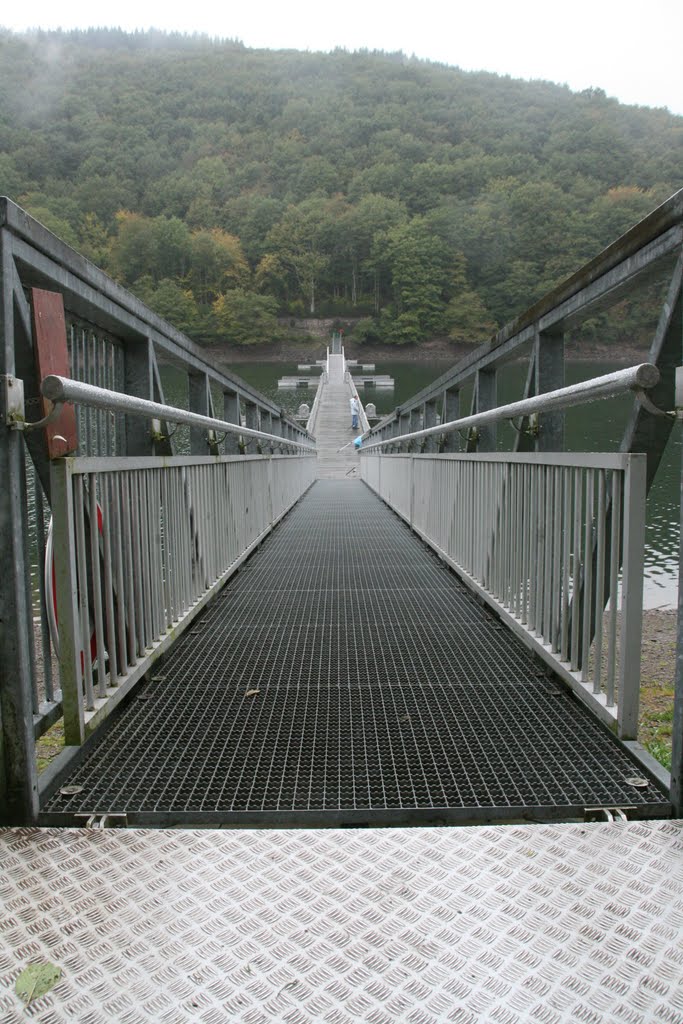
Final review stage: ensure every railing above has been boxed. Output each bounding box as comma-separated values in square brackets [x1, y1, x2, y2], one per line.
[366, 188, 682, 468]
[345, 350, 371, 434]
[0, 197, 315, 821]
[362, 364, 662, 452]
[361, 450, 646, 739]
[305, 348, 329, 435]
[51, 452, 316, 746]
[41, 375, 316, 453]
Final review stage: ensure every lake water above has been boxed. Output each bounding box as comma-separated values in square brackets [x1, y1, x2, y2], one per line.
[210, 356, 681, 611]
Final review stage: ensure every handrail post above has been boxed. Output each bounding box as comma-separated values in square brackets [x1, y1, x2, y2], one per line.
[409, 454, 415, 528]
[617, 453, 646, 739]
[0, 229, 40, 823]
[124, 337, 156, 456]
[423, 400, 438, 453]
[222, 389, 241, 455]
[535, 328, 565, 452]
[267, 456, 274, 525]
[474, 368, 497, 451]
[50, 459, 86, 745]
[442, 388, 460, 452]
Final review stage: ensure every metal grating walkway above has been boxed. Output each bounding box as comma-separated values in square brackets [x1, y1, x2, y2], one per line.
[42, 481, 670, 825]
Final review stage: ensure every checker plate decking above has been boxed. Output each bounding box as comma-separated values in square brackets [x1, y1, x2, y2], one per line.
[42, 481, 670, 825]
[2, 823, 683, 1023]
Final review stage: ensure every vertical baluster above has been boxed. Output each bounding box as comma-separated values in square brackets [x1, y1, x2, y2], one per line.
[74, 475, 95, 709]
[110, 474, 127, 674]
[159, 470, 170, 628]
[593, 470, 607, 695]
[527, 468, 536, 632]
[542, 466, 553, 643]
[570, 468, 583, 671]
[88, 475, 107, 697]
[137, 472, 151, 651]
[550, 466, 562, 652]
[520, 464, 529, 624]
[121, 473, 138, 665]
[94, 334, 102, 455]
[101, 474, 118, 686]
[184, 467, 194, 608]
[167, 469, 178, 622]
[581, 470, 595, 681]
[34, 477, 53, 704]
[560, 467, 572, 661]
[536, 466, 547, 638]
[147, 470, 156, 640]
[154, 468, 164, 638]
[509, 465, 518, 612]
[83, 330, 92, 455]
[606, 472, 622, 707]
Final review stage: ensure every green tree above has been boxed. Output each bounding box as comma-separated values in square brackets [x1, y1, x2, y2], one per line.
[379, 217, 453, 343]
[189, 228, 250, 305]
[110, 211, 159, 283]
[134, 277, 200, 336]
[445, 252, 497, 344]
[265, 198, 335, 314]
[212, 289, 280, 346]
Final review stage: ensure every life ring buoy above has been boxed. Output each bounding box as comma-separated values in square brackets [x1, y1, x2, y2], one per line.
[45, 504, 103, 669]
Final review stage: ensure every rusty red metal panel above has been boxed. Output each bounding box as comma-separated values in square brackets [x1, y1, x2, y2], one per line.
[31, 288, 78, 458]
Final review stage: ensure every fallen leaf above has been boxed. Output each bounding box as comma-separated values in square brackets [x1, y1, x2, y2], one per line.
[245, 689, 260, 698]
[15, 963, 61, 1006]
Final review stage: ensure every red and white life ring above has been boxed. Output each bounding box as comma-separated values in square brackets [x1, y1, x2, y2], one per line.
[45, 505, 103, 667]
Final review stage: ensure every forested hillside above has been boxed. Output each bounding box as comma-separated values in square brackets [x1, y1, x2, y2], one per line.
[1, 28, 682, 347]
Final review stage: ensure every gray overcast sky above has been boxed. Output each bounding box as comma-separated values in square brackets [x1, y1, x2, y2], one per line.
[2, 0, 682, 116]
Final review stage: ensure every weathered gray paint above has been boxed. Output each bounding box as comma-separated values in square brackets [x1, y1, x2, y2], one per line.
[0, 230, 39, 822]
[442, 388, 460, 453]
[473, 368, 497, 452]
[124, 337, 156, 456]
[535, 329, 565, 452]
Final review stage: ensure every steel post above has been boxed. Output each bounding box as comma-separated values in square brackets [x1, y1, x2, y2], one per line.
[124, 337, 156, 456]
[472, 368, 497, 451]
[245, 401, 259, 455]
[442, 388, 460, 452]
[535, 328, 565, 452]
[223, 389, 241, 455]
[423, 400, 438, 453]
[0, 229, 39, 822]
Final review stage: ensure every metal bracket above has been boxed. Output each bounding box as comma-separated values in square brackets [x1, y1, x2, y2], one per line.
[460, 426, 479, 444]
[634, 388, 675, 419]
[508, 412, 540, 437]
[24, 401, 64, 432]
[74, 813, 128, 829]
[2, 374, 65, 431]
[584, 806, 636, 823]
[2, 374, 25, 427]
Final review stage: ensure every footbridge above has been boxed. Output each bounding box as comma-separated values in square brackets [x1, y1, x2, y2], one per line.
[2, 192, 683, 1021]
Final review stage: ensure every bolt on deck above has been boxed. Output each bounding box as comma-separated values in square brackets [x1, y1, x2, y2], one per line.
[42, 481, 670, 826]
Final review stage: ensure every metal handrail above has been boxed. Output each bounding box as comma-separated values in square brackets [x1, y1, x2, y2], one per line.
[306, 348, 328, 435]
[42, 375, 317, 452]
[345, 353, 371, 435]
[362, 363, 660, 450]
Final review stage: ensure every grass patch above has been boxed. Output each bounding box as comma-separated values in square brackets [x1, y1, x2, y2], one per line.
[36, 720, 65, 773]
[639, 687, 674, 770]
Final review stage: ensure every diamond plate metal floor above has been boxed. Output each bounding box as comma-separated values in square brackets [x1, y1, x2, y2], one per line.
[41, 481, 669, 825]
[2, 822, 683, 1023]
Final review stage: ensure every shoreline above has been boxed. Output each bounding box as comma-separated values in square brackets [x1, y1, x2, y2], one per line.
[210, 336, 652, 367]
